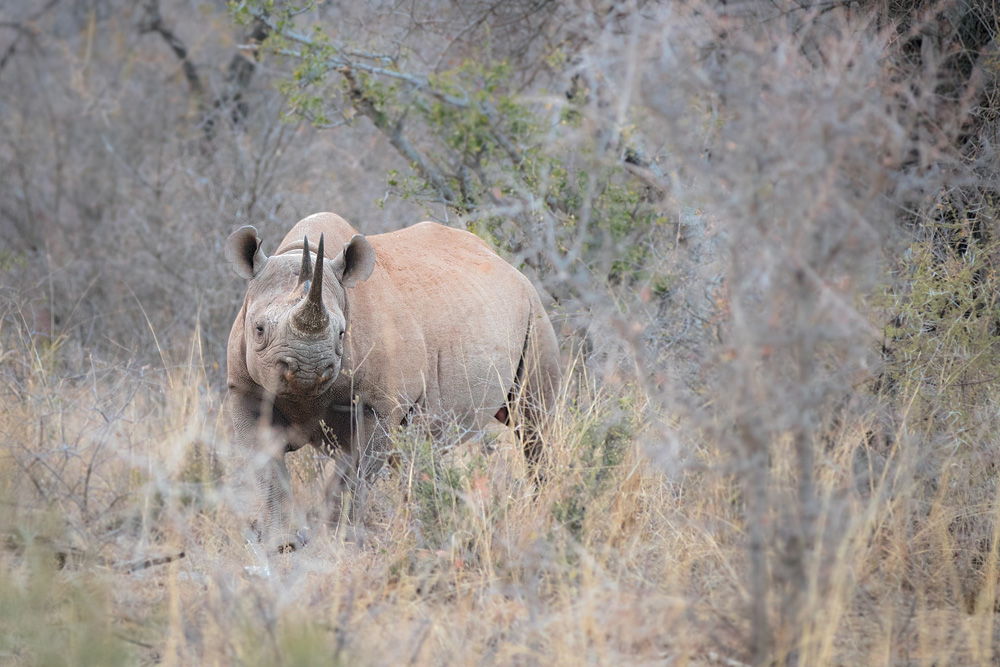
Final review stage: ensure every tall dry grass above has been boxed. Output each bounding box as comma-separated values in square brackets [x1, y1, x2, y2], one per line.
[3, 0, 1000, 665]
[3, 294, 1000, 664]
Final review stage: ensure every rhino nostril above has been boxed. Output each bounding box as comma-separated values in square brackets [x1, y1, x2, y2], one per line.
[278, 358, 298, 385]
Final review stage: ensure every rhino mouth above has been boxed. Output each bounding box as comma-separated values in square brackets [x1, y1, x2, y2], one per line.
[274, 357, 339, 395]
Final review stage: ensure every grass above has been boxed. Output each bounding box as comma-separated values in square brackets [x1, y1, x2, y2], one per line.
[4, 0, 1000, 662]
[2, 295, 1000, 666]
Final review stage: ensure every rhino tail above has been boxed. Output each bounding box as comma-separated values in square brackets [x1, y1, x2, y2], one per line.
[494, 308, 530, 427]
[513, 310, 532, 400]
[512, 288, 561, 473]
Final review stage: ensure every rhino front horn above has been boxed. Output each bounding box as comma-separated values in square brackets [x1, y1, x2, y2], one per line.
[309, 234, 325, 306]
[291, 234, 329, 334]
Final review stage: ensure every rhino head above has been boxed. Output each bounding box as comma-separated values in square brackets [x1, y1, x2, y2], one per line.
[225, 226, 375, 397]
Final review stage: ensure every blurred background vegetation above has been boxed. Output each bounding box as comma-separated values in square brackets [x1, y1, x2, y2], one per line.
[3, 0, 1000, 664]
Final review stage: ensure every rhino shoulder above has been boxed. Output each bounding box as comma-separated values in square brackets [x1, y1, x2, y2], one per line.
[225, 301, 257, 393]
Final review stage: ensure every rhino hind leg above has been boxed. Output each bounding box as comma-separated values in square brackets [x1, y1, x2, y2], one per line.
[501, 304, 562, 477]
[495, 388, 545, 467]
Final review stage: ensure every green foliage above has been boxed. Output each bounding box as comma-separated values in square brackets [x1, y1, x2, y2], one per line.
[0, 249, 26, 273]
[395, 428, 485, 554]
[242, 0, 674, 291]
[877, 202, 1000, 424]
[0, 542, 131, 666]
[178, 439, 224, 509]
[551, 397, 636, 540]
[270, 621, 344, 667]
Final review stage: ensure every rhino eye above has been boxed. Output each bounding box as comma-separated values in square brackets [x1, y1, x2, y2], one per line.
[254, 323, 265, 338]
[339, 330, 345, 340]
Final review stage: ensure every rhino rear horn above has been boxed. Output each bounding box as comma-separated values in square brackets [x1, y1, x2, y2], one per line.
[225, 226, 268, 280]
[297, 234, 313, 287]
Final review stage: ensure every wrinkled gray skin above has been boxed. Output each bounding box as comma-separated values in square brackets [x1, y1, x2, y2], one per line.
[225, 212, 561, 549]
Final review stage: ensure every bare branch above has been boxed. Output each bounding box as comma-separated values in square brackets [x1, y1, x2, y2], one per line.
[0, 0, 61, 76]
[138, 0, 204, 99]
[340, 65, 462, 208]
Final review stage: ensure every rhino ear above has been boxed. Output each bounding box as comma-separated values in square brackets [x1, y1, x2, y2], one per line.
[331, 234, 375, 288]
[225, 226, 268, 280]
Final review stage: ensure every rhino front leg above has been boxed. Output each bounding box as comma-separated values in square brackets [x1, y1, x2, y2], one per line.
[321, 401, 395, 530]
[252, 453, 302, 551]
[231, 392, 304, 552]
[316, 407, 360, 531]
[323, 449, 356, 530]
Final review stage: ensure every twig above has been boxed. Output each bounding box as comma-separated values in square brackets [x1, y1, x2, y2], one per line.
[116, 550, 186, 573]
[113, 632, 156, 650]
[5, 530, 187, 572]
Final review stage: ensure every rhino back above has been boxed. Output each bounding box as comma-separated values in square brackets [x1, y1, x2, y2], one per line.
[354, 222, 534, 424]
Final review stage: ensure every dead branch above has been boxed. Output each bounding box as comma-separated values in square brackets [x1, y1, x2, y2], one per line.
[206, 17, 271, 138]
[138, 0, 204, 100]
[4, 530, 186, 573]
[139, 1, 270, 141]
[0, 0, 61, 76]
[116, 551, 186, 573]
[340, 65, 463, 208]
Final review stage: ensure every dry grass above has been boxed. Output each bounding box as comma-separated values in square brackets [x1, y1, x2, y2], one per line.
[0, 322, 702, 665]
[4, 0, 1000, 664]
[3, 293, 1000, 666]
